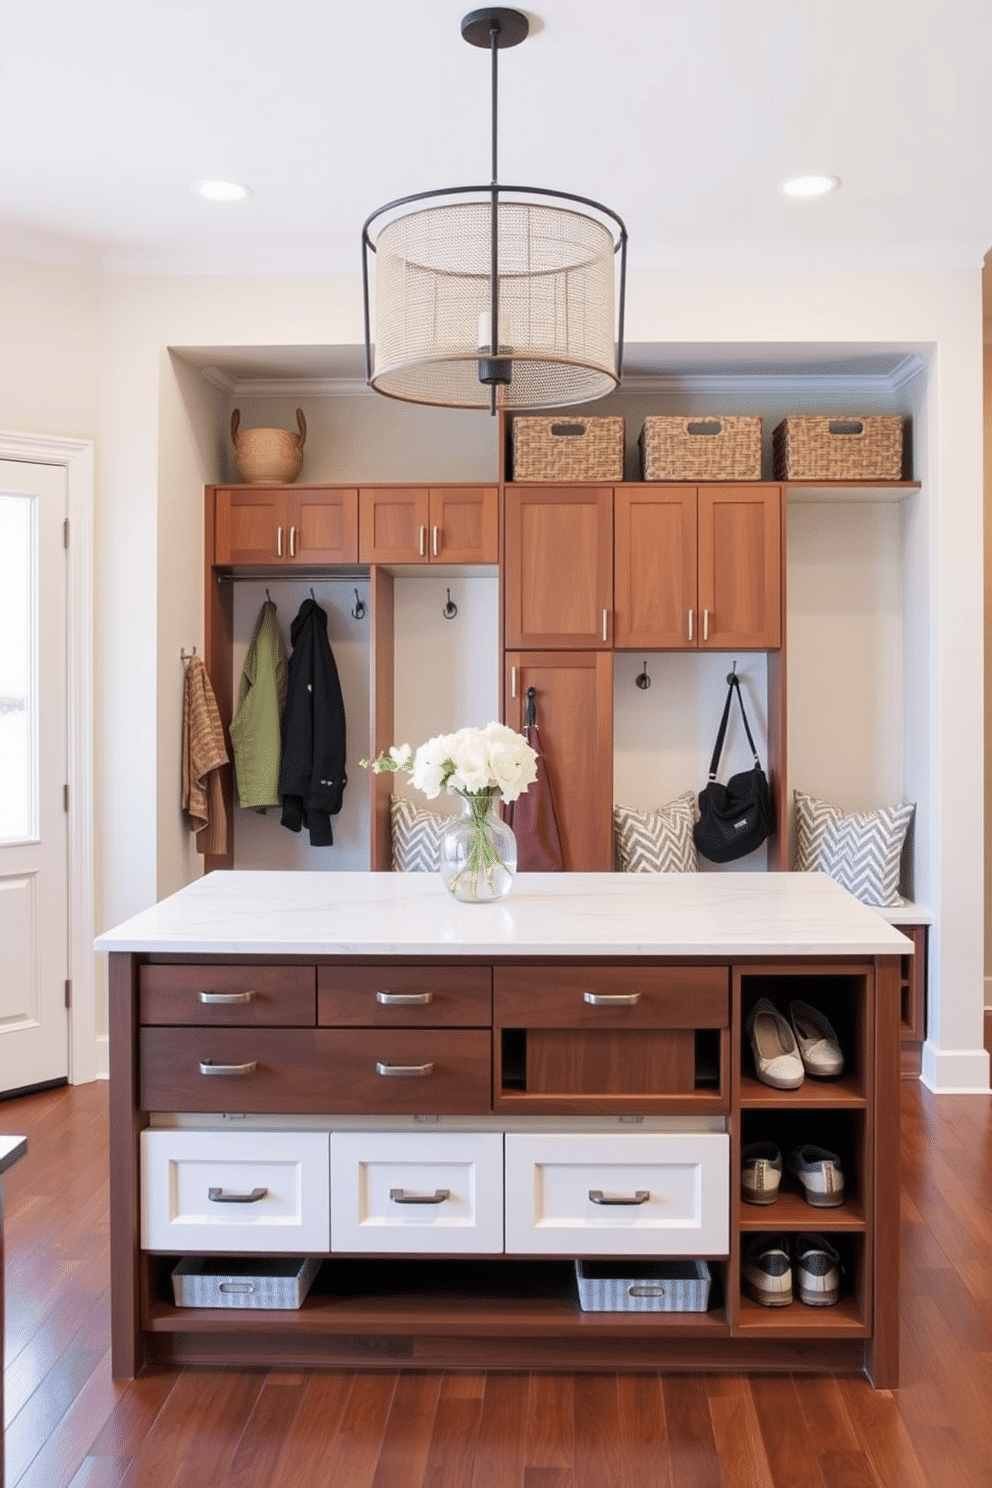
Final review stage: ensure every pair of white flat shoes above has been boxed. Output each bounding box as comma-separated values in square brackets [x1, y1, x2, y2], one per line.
[746, 997, 844, 1089]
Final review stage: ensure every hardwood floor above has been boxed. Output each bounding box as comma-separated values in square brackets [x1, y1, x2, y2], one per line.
[3, 1077, 992, 1487]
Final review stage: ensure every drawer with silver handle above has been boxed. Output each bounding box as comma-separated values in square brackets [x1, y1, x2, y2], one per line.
[139, 963, 316, 1026]
[318, 965, 491, 1026]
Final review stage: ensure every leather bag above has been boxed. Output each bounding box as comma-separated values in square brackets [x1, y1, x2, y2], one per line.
[693, 672, 773, 863]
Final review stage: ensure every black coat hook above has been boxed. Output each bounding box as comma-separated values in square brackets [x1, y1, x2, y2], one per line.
[635, 660, 651, 690]
[265, 588, 272, 602]
[726, 659, 738, 686]
[443, 588, 458, 619]
[351, 588, 367, 620]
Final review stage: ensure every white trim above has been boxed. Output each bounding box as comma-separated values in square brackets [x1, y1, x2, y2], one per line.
[984, 975, 992, 1011]
[919, 1041, 990, 1094]
[0, 431, 96, 1085]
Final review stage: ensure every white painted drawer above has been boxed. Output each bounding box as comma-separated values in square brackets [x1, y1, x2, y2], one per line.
[330, 1131, 503, 1254]
[504, 1132, 729, 1257]
[141, 1129, 330, 1253]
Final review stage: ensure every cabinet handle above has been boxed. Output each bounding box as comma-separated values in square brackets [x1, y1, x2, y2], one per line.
[376, 990, 434, 1005]
[583, 991, 641, 1006]
[688, 609, 694, 641]
[198, 1059, 258, 1076]
[419, 525, 427, 557]
[588, 1189, 650, 1206]
[703, 609, 710, 642]
[602, 608, 609, 642]
[276, 525, 283, 558]
[389, 1187, 450, 1205]
[289, 525, 297, 558]
[511, 666, 517, 699]
[432, 525, 439, 557]
[376, 1060, 434, 1077]
[199, 990, 256, 1005]
[208, 1185, 268, 1204]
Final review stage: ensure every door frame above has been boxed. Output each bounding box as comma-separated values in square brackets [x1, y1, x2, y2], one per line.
[0, 431, 95, 1084]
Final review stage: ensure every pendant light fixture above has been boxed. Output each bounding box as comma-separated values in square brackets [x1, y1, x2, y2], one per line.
[361, 7, 628, 414]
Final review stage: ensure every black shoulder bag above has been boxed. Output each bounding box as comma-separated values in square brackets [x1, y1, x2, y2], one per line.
[693, 672, 773, 863]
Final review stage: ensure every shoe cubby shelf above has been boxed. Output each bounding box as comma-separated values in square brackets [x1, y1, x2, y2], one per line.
[738, 1074, 867, 1108]
[738, 1194, 867, 1232]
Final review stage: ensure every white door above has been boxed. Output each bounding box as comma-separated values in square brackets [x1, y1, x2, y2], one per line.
[0, 460, 69, 1092]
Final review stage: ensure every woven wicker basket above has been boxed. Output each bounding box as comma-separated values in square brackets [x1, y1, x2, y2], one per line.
[171, 1256, 320, 1309]
[512, 416, 625, 482]
[640, 416, 762, 481]
[773, 416, 904, 480]
[574, 1258, 711, 1313]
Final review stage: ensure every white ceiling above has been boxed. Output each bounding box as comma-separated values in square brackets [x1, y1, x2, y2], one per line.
[4, 0, 992, 280]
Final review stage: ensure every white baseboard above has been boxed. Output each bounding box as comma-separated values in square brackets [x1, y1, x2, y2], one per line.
[920, 1041, 991, 1093]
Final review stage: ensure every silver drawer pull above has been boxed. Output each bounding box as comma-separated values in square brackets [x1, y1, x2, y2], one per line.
[199, 990, 256, 1005]
[389, 1187, 450, 1205]
[208, 1186, 268, 1204]
[198, 1059, 258, 1076]
[376, 1060, 434, 1077]
[219, 1281, 257, 1294]
[583, 991, 641, 1006]
[588, 1189, 650, 1206]
[376, 991, 434, 1006]
[629, 1284, 666, 1298]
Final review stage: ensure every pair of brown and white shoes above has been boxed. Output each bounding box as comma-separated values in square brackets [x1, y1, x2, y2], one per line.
[742, 1232, 842, 1308]
[741, 1141, 845, 1208]
[746, 997, 844, 1089]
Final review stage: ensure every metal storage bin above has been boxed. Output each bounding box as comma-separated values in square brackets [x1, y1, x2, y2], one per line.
[574, 1258, 712, 1312]
[171, 1255, 320, 1309]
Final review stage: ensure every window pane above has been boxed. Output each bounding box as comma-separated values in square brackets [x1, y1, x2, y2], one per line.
[0, 493, 36, 842]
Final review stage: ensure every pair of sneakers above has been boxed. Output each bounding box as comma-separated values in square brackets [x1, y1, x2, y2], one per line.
[742, 1232, 841, 1308]
[746, 997, 844, 1089]
[741, 1141, 845, 1208]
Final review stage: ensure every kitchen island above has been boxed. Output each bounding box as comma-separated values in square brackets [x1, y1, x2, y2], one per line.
[98, 870, 910, 1386]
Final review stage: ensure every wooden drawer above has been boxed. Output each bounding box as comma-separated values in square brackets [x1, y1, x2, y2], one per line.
[330, 1131, 503, 1254]
[141, 1128, 330, 1252]
[493, 966, 729, 1029]
[318, 966, 491, 1026]
[504, 1132, 729, 1257]
[140, 1028, 492, 1115]
[139, 964, 316, 1027]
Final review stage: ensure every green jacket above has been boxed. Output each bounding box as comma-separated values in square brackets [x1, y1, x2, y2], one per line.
[229, 600, 288, 808]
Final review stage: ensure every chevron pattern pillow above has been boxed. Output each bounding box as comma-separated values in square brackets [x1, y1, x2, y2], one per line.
[614, 794, 698, 873]
[390, 795, 446, 872]
[793, 790, 914, 906]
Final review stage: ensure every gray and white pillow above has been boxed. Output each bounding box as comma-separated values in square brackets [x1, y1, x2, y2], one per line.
[614, 793, 698, 873]
[390, 795, 445, 872]
[793, 789, 914, 906]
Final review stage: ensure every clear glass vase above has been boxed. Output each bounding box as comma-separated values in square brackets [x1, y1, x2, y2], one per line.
[439, 789, 516, 903]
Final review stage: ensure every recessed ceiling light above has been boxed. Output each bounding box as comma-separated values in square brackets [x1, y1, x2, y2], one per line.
[194, 179, 252, 203]
[781, 174, 841, 199]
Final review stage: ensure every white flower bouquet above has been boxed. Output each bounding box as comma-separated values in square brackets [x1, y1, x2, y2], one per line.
[361, 724, 538, 901]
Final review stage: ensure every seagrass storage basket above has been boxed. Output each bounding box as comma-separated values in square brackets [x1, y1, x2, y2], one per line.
[574, 1258, 712, 1313]
[171, 1255, 320, 1309]
[773, 416, 904, 480]
[640, 416, 762, 481]
[512, 416, 625, 481]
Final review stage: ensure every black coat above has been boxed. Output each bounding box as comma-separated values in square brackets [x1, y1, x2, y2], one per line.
[278, 598, 346, 846]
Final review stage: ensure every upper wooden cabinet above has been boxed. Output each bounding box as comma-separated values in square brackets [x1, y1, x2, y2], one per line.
[213, 486, 359, 566]
[359, 486, 498, 564]
[504, 486, 614, 649]
[614, 484, 782, 650]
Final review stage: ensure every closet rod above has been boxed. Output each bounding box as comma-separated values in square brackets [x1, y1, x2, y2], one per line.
[216, 569, 370, 584]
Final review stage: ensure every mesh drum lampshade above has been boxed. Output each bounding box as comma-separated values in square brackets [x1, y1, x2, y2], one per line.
[362, 9, 627, 413]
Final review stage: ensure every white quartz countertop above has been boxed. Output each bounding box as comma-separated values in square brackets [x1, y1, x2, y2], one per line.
[95, 870, 913, 959]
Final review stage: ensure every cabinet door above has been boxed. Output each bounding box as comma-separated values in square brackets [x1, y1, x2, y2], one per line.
[504, 486, 613, 648]
[214, 487, 288, 565]
[289, 488, 359, 565]
[504, 651, 613, 870]
[614, 485, 697, 649]
[359, 486, 430, 563]
[697, 485, 782, 649]
[429, 486, 498, 563]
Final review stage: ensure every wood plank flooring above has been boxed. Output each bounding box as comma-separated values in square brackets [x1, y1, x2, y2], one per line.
[3, 1076, 992, 1487]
